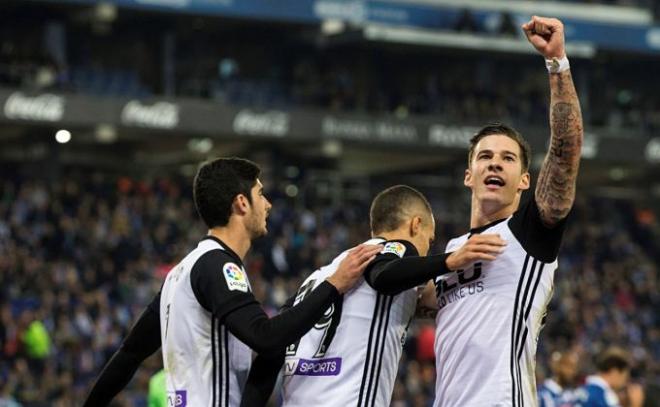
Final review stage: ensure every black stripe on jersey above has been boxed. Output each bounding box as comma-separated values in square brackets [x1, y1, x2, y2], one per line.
[223, 326, 230, 407]
[364, 294, 389, 406]
[212, 317, 218, 407]
[213, 321, 228, 407]
[359, 293, 393, 407]
[510, 255, 532, 407]
[357, 294, 382, 407]
[369, 295, 394, 407]
[514, 258, 536, 407]
[515, 262, 545, 407]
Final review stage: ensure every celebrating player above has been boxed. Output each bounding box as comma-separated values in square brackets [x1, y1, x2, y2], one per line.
[429, 16, 583, 406]
[83, 157, 381, 407]
[241, 185, 504, 407]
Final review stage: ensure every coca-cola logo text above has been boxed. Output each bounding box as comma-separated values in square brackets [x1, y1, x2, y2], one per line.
[121, 101, 179, 129]
[3, 92, 65, 122]
[233, 110, 289, 137]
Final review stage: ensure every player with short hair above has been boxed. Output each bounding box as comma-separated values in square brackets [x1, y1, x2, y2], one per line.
[423, 16, 584, 406]
[83, 157, 381, 407]
[241, 185, 504, 407]
[538, 350, 580, 407]
[574, 347, 631, 407]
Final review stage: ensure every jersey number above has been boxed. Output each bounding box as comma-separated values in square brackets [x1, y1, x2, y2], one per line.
[285, 279, 343, 358]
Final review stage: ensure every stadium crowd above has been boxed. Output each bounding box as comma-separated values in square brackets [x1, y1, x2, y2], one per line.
[0, 170, 657, 406]
[2, 4, 660, 136]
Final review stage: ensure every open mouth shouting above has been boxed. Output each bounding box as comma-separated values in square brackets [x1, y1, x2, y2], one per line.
[484, 175, 506, 190]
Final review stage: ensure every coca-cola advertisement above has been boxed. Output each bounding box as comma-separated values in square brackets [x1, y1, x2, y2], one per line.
[3, 92, 65, 122]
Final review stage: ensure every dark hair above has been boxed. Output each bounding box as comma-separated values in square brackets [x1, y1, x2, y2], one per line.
[193, 157, 260, 228]
[596, 347, 630, 373]
[468, 123, 532, 172]
[370, 185, 433, 235]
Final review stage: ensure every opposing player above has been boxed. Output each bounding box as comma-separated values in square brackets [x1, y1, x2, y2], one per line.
[83, 157, 381, 407]
[428, 16, 583, 406]
[574, 348, 631, 407]
[538, 350, 580, 407]
[241, 185, 505, 407]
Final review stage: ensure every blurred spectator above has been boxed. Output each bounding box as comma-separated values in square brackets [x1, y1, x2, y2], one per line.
[1, 5, 660, 136]
[454, 9, 480, 33]
[498, 12, 518, 37]
[415, 323, 435, 363]
[20, 309, 51, 376]
[618, 382, 645, 407]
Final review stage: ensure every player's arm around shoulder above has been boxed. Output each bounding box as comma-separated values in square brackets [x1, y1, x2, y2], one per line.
[522, 16, 583, 227]
[414, 234, 507, 318]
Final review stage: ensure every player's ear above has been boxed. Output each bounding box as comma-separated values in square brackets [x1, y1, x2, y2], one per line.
[233, 193, 250, 215]
[518, 172, 530, 191]
[410, 216, 422, 237]
[464, 168, 473, 188]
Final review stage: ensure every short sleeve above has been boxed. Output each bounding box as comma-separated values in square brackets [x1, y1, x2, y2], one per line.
[190, 250, 259, 322]
[508, 197, 570, 263]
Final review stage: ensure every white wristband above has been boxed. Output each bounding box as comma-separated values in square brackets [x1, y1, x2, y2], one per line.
[545, 55, 570, 74]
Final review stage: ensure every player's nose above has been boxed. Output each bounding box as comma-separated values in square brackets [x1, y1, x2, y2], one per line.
[487, 161, 503, 171]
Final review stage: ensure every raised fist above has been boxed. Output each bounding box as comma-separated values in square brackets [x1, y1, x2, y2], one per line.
[522, 16, 565, 60]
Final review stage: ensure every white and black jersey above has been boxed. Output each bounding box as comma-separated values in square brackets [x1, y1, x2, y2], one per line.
[241, 239, 453, 407]
[160, 236, 254, 407]
[282, 239, 419, 407]
[84, 235, 342, 407]
[433, 198, 569, 407]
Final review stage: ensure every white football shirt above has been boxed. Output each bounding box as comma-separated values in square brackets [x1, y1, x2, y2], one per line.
[433, 199, 568, 407]
[160, 236, 253, 407]
[282, 238, 419, 407]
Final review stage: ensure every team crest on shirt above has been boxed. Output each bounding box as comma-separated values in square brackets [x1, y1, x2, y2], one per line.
[381, 242, 406, 258]
[223, 262, 248, 292]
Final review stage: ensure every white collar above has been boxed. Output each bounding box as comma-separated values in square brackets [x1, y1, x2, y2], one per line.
[586, 375, 610, 390]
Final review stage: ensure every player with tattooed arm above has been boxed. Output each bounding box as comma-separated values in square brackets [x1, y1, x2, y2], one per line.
[420, 16, 584, 407]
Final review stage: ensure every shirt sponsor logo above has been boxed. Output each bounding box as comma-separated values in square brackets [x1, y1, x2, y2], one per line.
[167, 390, 187, 407]
[381, 242, 406, 258]
[435, 262, 484, 310]
[223, 262, 248, 292]
[283, 357, 342, 376]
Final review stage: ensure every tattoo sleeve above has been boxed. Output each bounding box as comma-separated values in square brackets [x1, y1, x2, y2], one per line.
[535, 70, 583, 227]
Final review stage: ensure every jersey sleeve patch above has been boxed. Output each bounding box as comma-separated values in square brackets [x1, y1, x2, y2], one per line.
[223, 262, 249, 292]
[381, 242, 406, 258]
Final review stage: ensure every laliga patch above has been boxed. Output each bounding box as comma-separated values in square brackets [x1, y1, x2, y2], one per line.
[381, 242, 406, 258]
[223, 262, 248, 292]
